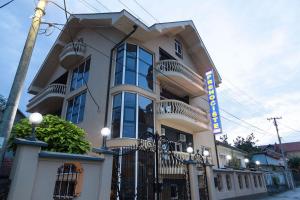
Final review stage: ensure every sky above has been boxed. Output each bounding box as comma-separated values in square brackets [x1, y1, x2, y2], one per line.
[1, 0, 300, 145]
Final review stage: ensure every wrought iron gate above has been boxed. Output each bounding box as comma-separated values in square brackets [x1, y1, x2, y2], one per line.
[109, 137, 208, 200]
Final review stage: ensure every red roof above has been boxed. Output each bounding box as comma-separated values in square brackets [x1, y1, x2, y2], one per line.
[276, 142, 300, 152]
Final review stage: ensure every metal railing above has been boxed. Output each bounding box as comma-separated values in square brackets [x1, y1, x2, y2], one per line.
[28, 84, 66, 107]
[156, 59, 205, 87]
[156, 99, 209, 123]
[59, 42, 86, 60]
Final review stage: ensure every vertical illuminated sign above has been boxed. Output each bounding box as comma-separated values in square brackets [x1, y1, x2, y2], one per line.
[206, 70, 222, 134]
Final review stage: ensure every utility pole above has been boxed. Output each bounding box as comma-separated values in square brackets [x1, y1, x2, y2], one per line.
[0, 0, 48, 165]
[267, 117, 293, 189]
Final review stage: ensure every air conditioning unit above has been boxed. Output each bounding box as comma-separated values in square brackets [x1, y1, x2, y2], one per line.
[179, 134, 186, 142]
[161, 128, 166, 136]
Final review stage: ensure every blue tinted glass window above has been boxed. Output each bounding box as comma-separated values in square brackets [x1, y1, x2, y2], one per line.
[138, 96, 153, 138]
[114, 45, 125, 85]
[66, 92, 86, 123]
[138, 48, 153, 91]
[70, 58, 90, 91]
[123, 93, 136, 138]
[125, 44, 137, 85]
[112, 93, 122, 138]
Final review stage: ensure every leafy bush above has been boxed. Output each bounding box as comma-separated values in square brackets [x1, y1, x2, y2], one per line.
[8, 115, 91, 154]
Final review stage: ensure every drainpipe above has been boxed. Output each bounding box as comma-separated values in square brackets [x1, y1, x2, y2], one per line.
[104, 25, 138, 127]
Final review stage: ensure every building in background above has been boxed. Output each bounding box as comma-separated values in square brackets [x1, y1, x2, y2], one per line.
[26, 10, 267, 200]
[260, 142, 300, 158]
[0, 95, 25, 125]
[216, 141, 248, 169]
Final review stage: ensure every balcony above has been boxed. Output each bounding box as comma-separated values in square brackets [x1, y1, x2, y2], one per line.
[27, 84, 66, 114]
[156, 60, 207, 97]
[59, 42, 86, 69]
[156, 100, 210, 132]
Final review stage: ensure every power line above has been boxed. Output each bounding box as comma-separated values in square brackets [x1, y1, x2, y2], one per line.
[63, 0, 101, 112]
[0, 0, 14, 8]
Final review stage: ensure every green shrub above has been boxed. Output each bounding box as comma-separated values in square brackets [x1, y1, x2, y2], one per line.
[8, 115, 91, 154]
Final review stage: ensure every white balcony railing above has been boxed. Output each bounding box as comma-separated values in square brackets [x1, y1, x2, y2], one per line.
[156, 99, 208, 122]
[59, 42, 86, 68]
[27, 84, 66, 108]
[156, 59, 205, 90]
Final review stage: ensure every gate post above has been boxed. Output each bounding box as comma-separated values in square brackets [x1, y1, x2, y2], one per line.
[93, 148, 114, 200]
[189, 164, 200, 200]
[8, 138, 47, 200]
[205, 165, 217, 200]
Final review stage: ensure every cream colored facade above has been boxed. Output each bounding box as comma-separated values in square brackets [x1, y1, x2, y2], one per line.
[27, 10, 220, 165]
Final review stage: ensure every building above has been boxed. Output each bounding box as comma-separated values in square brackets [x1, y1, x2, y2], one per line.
[216, 141, 248, 169]
[0, 95, 25, 125]
[27, 10, 266, 199]
[260, 142, 300, 158]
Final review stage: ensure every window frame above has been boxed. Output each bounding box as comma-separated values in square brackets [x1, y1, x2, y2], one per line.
[66, 91, 87, 124]
[110, 91, 154, 140]
[70, 57, 91, 92]
[175, 39, 183, 58]
[113, 43, 154, 91]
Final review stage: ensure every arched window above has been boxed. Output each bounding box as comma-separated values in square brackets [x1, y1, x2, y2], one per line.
[238, 174, 243, 189]
[53, 163, 83, 200]
[253, 175, 258, 188]
[245, 175, 249, 188]
[258, 175, 263, 187]
[226, 174, 232, 190]
[216, 174, 223, 191]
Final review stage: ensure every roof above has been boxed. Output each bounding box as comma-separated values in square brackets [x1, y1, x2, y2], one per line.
[29, 9, 221, 93]
[259, 142, 300, 153]
[216, 141, 248, 155]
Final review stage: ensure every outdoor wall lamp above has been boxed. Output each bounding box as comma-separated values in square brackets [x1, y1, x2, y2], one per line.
[203, 150, 210, 164]
[101, 127, 111, 149]
[244, 158, 249, 163]
[255, 160, 260, 165]
[187, 146, 193, 161]
[28, 112, 43, 141]
[226, 155, 232, 160]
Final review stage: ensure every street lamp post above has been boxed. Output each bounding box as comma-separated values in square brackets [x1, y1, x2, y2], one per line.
[187, 146, 193, 161]
[255, 160, 260, 169]
[101, 127, 111, 149]
[28, 112, 43, 141]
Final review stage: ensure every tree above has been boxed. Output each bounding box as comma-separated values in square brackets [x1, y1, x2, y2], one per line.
[233, 133, 260, 153]
[288, 157, 300, 171]
[8, 115, 91, 154]
[219, 134, 229, 144]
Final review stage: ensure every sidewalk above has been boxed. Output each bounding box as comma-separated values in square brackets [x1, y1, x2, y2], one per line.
[261, 187, 300, 200]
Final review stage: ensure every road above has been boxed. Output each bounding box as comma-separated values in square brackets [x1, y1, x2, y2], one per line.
[261, 187, 300, 200]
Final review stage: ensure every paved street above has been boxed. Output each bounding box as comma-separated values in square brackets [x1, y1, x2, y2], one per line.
[260, 188, 300, 200]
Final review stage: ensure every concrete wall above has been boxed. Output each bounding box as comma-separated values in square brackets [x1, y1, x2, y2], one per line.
[213, 169, 267, 200]
[8, 139, 113, 200]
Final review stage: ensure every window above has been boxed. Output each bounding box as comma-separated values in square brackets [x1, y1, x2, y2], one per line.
[253, 175, 258, 187]
[245, 175, 249, 188]
[114, 43, 154, 91]
[114, 45, 124, 85]
[111, 92, 154, 139]
[123, 93, 136, 138]
[258, 175, 262, 187]
[66, 92, 86, 123]
[70, 57, 90, 91]
[111, 93, 122, 138]
[53, 163, 82, 200]
[238, 175, 243, 189]
[138, 48, 153, 91]
[125, 44, 137, 85]
[138, 95, 153, 138]
[226, 174, 232, 190]
[175, 40, 182, 58]
[216, 174, 223, 191]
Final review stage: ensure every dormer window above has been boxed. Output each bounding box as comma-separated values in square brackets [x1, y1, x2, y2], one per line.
[175, 40, 183, 58]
